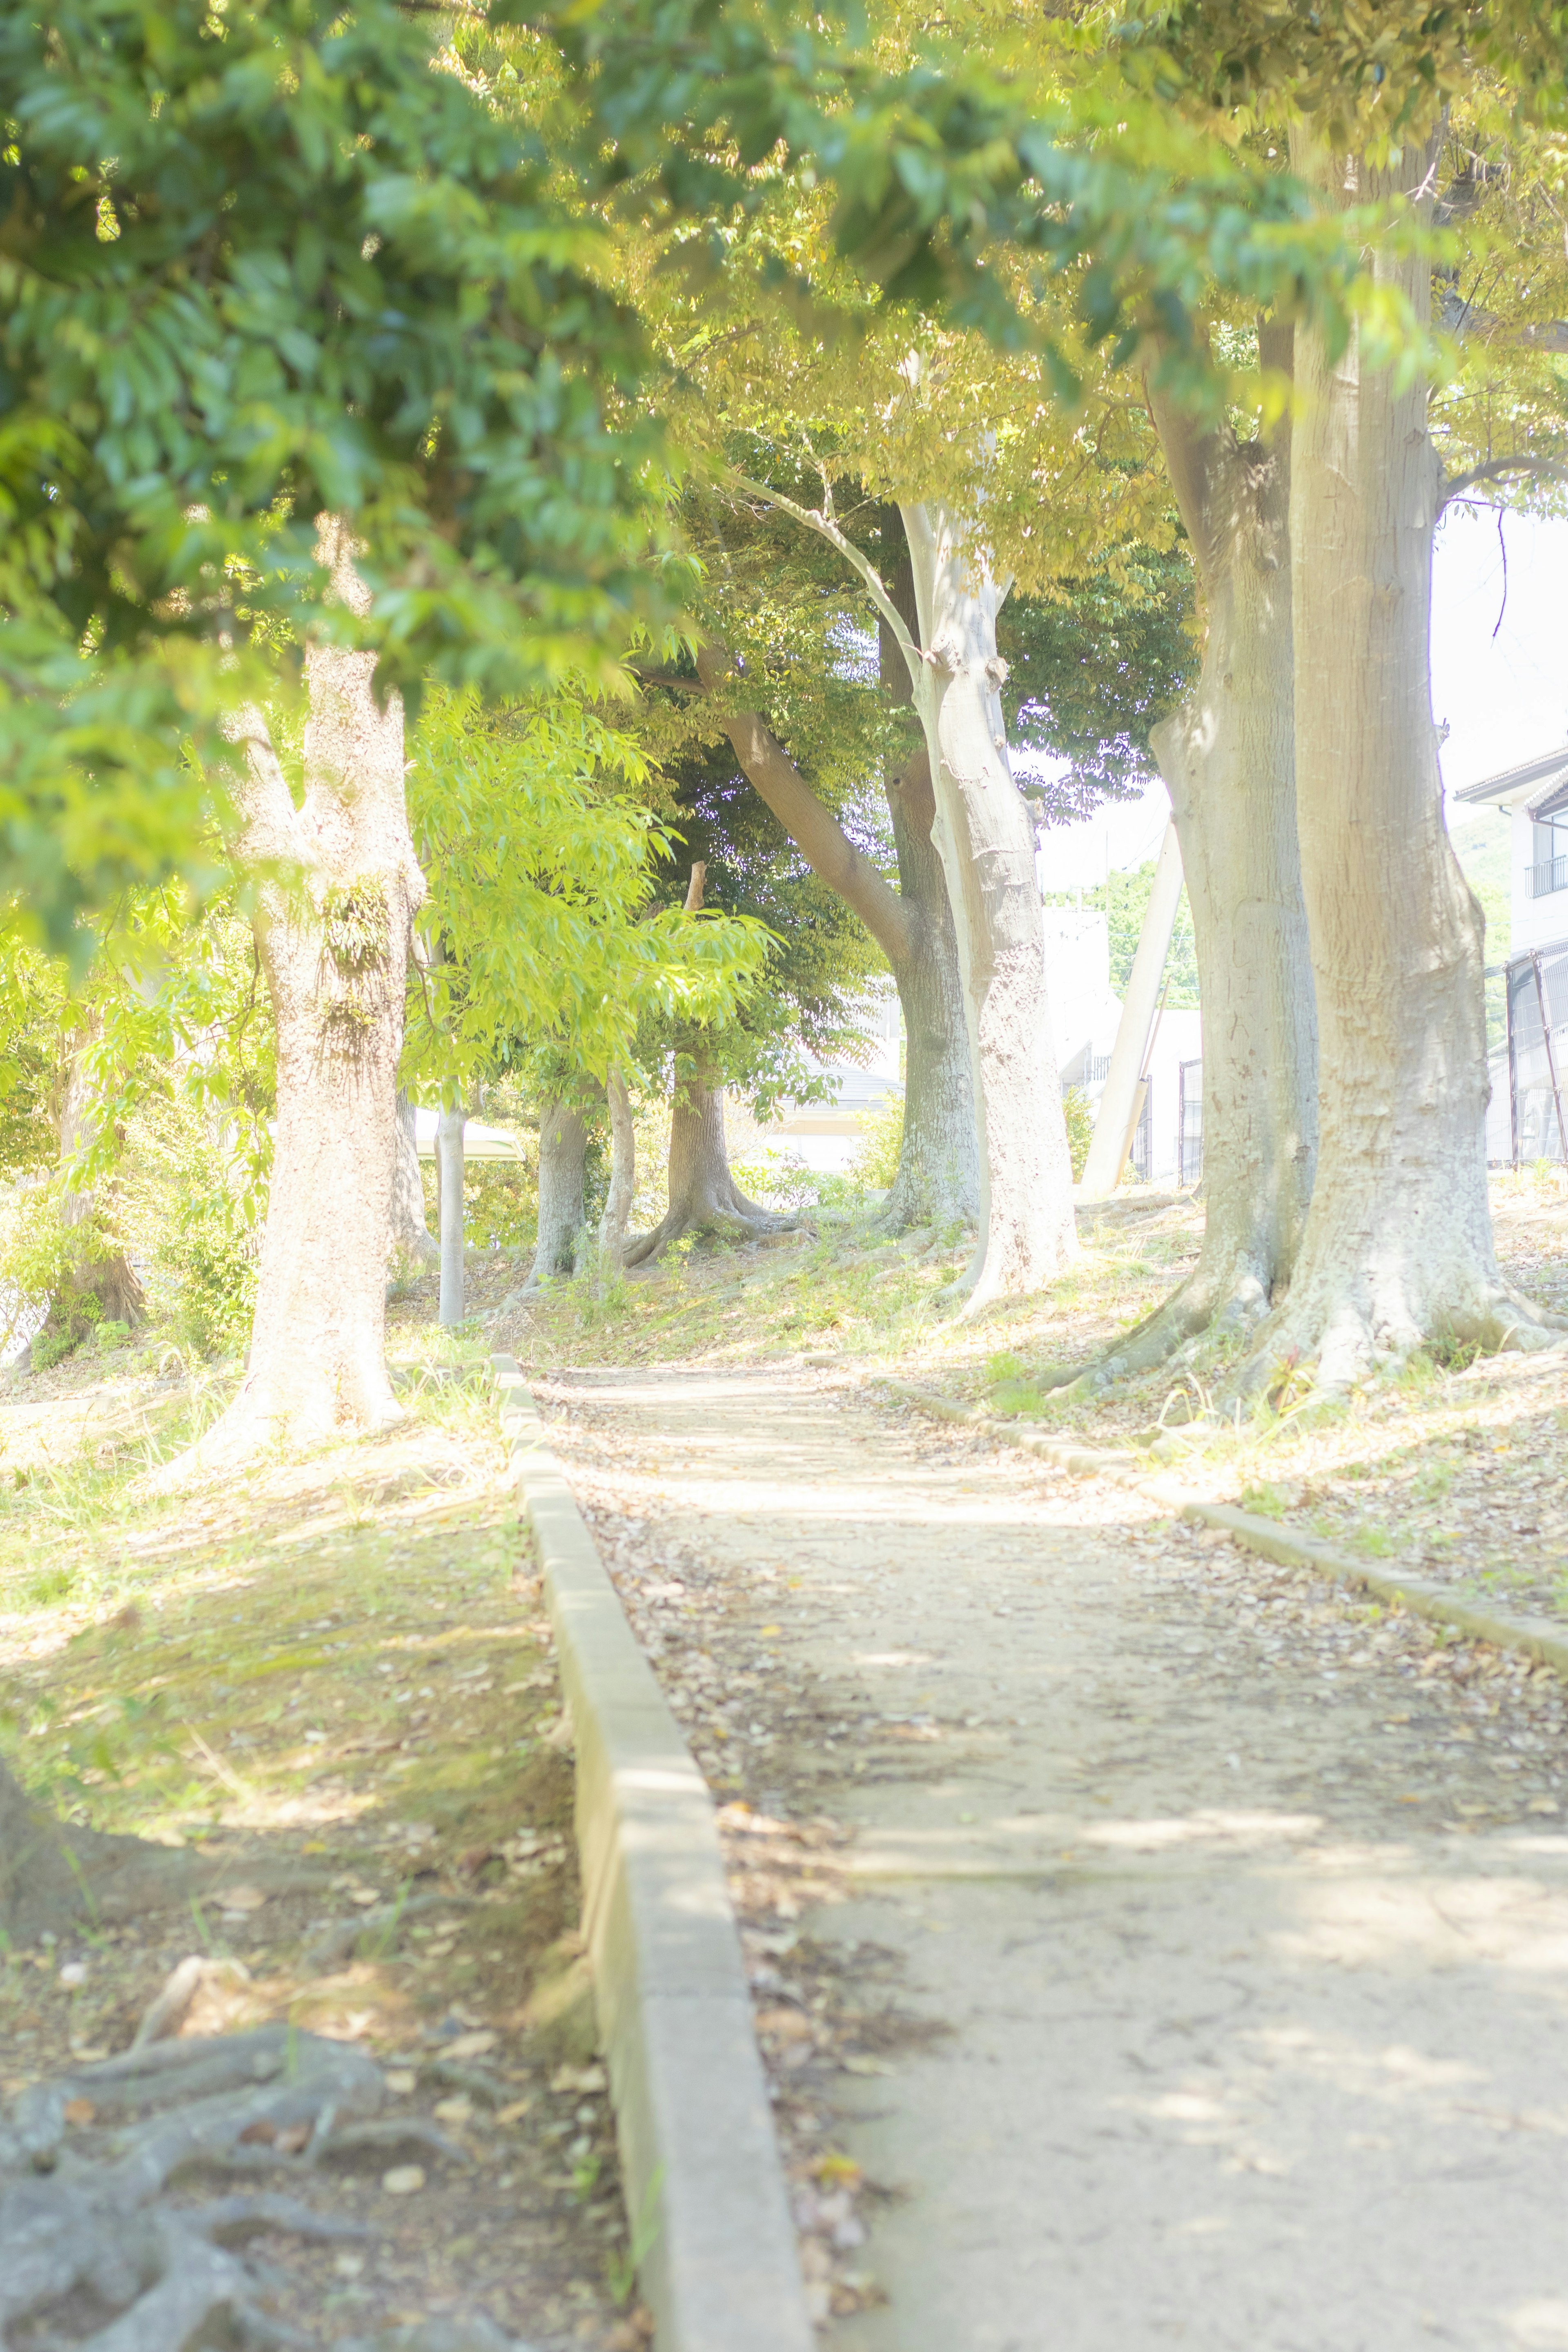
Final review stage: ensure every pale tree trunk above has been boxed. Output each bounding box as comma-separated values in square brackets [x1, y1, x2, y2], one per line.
[598, 1067, 636, 1284]
[34, 1024, 145, 1358]
[1074, 324, 1317, 1387]
[388, 1090, 437, 1276]
[899, 500, 1076, 1308]
[527, 1096, 590, 1285]
[1248, 134, 1555, 1388]
[181, 526, 422, 1463]
[695, 613, 978, 1233]
[877, 515, 981, 1230]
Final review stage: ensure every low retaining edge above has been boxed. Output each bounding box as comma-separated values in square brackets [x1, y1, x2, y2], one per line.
[1179, 1498, 1568, 1679]
[866, 1372, 1568, 1684]
[491, 1356, 813, 2352]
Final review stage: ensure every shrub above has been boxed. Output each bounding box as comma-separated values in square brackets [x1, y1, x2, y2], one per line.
[1062, 1086, 1093, 1182]
[850, 1094, 904, 1192]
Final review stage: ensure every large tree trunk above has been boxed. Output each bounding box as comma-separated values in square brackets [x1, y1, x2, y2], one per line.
[1076, 325, 1316, 1387]
[183, 530, 422, 1463]
[1247, 136, 1552, 1388]
[900, 501, 1076, 1309]
[624, 1038, 782, 1264]
[527, 1096, 591, 1285]
[388, 1090, 437, 1276]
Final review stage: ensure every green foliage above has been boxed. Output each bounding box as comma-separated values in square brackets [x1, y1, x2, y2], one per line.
[0, 0, 667, 943]
[1062, 1085, 1094, 1182]
[406, 686, 773, 1102]
[851, 1095, 905, 1192]
[1002, 546, 1198, 815]
[1047, 864, 1200, 1008]
[116, 1096, 258, 1357]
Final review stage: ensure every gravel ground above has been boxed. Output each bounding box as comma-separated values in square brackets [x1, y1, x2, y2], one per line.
[534, 1361, 1568, 2352]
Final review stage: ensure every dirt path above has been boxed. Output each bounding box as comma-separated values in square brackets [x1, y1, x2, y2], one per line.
[539, 1362, 1568, 2352]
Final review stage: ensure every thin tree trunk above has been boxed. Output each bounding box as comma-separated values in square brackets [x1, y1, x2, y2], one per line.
[623, 863, 790, 1265]
[1071, 324, 1316, 1387]
[900, 500, 1076, 1308]
[389, 1089, 437, 1275]
[32, 1023, 145, 1360]
[437, 1104, 465, 1325]
[877, 517, 981, 1231]
[181, 524, 423, 1463]
[598, 1067, 636, 1284]
[528, 1097, 590, 1285]
[624, 1038, 780, 1264]
[1248, 134, 1554, 1387]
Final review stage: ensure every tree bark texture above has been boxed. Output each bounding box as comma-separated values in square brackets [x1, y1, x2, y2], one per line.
[1257, 135, 1550, 1385]
[695, 624, 978, 1232]
[528, 1097, 590, 1285]
[876, 523, 982, 1231]
[598, 1067, 636, 1283]
[900, 501, 1076, 1307]
[196, 539, 422, 1458]
[1082, 333, 1317, 1382]
[388, 1090, 437, 1276]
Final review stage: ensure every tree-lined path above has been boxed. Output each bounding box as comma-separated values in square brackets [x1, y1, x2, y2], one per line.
[540, 1365, 1568, 2352]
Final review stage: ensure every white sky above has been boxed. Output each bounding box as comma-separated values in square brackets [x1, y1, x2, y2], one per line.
[1033, 507, 1568, 891]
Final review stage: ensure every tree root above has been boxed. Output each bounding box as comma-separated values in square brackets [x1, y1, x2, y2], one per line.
[0, 2027, 510, 2352]
[1234, 1276, 1568, 1401]
[1038, 1267, 1270, 1403]
[622, 1191, 796, 1269]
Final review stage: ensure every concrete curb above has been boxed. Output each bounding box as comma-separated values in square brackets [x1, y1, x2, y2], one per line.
[1178, 1497, 1568, 1678]
[866, 1372, 1568, 1684]
[490, 1357, 813, 2352]
[871, 1373, 1136, 1480]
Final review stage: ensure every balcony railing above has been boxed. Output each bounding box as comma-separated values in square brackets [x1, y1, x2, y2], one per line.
[1532, 855, 1568, 898]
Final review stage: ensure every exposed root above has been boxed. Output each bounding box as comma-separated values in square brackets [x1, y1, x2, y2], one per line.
[0, 2028, 508, 2350]
[622, 1185, 796, 1269]
[0, 2028, 405, 2351]
[1041, 1266, 1271, 1401]
[1235, 1276, 1568, 1401]
[300, 1891, 474, 1973]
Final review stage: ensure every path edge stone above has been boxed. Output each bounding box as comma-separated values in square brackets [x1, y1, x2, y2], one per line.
[867, 1370, 1568, 1683]
[490, 1356, 814, 2352]
[1179, 1497, 1568, 1679]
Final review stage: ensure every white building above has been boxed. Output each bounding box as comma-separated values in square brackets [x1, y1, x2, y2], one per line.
[1452, 743, 1568, 1162]
[761, 905, 1204, 1189]
[1045, 908, 1201, 1188]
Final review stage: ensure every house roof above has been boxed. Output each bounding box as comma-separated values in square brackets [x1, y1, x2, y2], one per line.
[1453, 744, 1568, 806]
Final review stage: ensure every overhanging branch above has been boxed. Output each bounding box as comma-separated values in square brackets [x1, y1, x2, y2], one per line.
[726, 472, 924, 695]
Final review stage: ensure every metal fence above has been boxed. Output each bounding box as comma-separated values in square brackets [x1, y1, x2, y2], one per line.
[1177, 1058, 1203, 1187]
[1506, 944, 1568, 1162]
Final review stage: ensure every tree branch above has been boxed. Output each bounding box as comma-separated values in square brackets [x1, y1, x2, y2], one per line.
[222, 705, 305, 873]
[1440, 453, 1568, 510]
[726, 472, 925, 695]
[694, 644, 915, 969]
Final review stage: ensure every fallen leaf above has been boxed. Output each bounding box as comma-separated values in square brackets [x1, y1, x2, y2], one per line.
[841, 2055, 895, 2078]
[385, 2070, 416, 2095]
[433, 2095, 473, 2125]
[275, 2123, 311, 2155]
[214, 1884, 267, 1913]
[756, 2007, 813, 2042]
[1527, 1796, 1561, 1815]
[62, 2098, 95, 2126]
[348, 1889, 380, 1908]
[445, 2029, 497, 2059]
[381, 2165, 425, 2196]
[496, 2098, 532, 2126]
